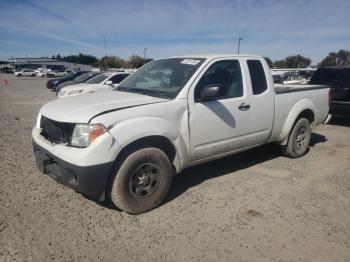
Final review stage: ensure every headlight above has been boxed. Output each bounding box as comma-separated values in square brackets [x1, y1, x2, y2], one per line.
[68, 89, 83, 95]
[70, 124, 106, 148]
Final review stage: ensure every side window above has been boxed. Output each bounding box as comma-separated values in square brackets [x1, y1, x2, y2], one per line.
[120, 74, 130, 82]
[247, 60, 268, 95]
[195, 60, 243, 100]
[109, 74, 130, 84]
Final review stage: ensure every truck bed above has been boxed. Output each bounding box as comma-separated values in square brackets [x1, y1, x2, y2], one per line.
[274, 84, 329, 94]
[268, 84, 330, 144]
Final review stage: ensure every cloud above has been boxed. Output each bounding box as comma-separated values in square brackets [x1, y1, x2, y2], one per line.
[0, 0, 349, 62]
[1, 25, 104, 50]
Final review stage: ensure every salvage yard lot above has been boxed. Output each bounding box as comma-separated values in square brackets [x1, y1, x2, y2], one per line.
[0, 75, 349, 262]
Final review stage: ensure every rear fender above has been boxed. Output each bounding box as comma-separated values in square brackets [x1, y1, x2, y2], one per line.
[278, 99, 315, 145]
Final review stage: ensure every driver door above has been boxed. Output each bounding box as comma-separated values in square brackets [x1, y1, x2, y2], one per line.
[188, 59, 252, 161]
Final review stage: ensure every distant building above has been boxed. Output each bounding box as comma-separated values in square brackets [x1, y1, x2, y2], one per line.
[7, 57, 96, 71]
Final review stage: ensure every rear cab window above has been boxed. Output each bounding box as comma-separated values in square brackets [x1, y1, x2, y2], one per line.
[247, 60, 268, 95]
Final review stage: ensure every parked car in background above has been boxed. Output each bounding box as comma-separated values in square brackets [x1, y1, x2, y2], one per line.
[47, 70, 67, 78]
[46, 71, 90, 90]
[1, 67, 14, 74]
[310, 67, 350, 116]
[282, 74, 307, 85]
[55, 72, 100, 94]
[36, 71, 47, 78]
[32, 54, 330, 214]
[58, 72, 130, 98]
[35, 68, 51, 78]
[14, 69, 36, 77]
[272, 73, 284, 84]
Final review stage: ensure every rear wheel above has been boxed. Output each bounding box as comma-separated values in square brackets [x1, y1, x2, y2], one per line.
[110, 148, 172, 214]
[281, 118, 311, 158]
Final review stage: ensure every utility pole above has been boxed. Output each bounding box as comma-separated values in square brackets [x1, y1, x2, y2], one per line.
[103, 35, 108, 57]
[237, 37, 242, 54]
[144, 48, 147, 59]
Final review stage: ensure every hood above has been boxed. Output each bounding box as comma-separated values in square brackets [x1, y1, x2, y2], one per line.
[48, 78, 60, 83]
[58, 84, 101, 97]
[61, 83, 89, 92]
[40, 91, 168, 123]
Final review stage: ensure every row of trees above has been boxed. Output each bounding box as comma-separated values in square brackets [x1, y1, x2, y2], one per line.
[99, 55, 152, 69]
[317, 50, 350, 67]
[265, 50, 350, 69]
[51, 49, 350, 69]
[264, 55, 311, 68]
[51, 53, 152, 69]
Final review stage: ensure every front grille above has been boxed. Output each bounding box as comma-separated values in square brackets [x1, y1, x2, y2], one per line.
[40, 116, 75, 144]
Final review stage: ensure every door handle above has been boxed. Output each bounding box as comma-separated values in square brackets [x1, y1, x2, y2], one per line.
[238, 103, 251, 111]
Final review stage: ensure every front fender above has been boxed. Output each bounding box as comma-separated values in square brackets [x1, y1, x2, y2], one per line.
[108, 116, 190, 171]
[278, 98, 315, 145]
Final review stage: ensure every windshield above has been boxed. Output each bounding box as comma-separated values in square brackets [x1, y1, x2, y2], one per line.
[86, 73, 110, 84]
[117, 58, 205, 98]
[74, 72, 99, 82]
[61, 72, 75, 80]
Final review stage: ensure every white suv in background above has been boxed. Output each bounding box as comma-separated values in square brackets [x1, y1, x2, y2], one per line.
[58, 72, 130, 98]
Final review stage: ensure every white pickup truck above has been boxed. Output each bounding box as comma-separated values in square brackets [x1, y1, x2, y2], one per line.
[32, 54, 330, 214]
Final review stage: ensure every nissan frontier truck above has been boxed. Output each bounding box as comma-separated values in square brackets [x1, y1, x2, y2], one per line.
[32, 54, 330, 214]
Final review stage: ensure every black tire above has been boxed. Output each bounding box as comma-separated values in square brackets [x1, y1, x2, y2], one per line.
[110, 148, 172, 214]
[281, 118, 311, 158]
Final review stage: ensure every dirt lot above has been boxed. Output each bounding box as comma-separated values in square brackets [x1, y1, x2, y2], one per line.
[0, 74, 349, 262]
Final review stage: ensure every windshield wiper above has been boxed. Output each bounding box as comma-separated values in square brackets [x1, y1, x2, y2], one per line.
[116, 87, 168, 98]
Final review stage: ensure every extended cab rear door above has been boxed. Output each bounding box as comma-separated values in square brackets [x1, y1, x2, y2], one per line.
[244, 59, 274, 145]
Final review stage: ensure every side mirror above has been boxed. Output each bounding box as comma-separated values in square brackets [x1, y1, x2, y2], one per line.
[105, 80, 113, 85]
[196, 84, 225, 102]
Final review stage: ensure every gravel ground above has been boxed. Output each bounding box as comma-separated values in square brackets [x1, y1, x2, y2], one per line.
[0, 74, 349, 262]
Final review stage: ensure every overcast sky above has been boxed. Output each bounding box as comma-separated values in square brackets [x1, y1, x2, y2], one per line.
[0, 0, 349, 64]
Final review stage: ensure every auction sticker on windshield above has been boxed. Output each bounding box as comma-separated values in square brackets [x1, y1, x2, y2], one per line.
[181, 59, 201, 65]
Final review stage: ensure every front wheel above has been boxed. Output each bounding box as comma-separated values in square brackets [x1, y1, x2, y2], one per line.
[281, 118, 311, 158]
[110, 148, 172, 214]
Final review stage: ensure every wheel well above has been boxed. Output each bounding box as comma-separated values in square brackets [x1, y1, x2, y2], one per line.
[112, 136, 177, 171]
[125, 136, 176, 161]
[106, 136, 177, 196]
[296, 109, 314, 125]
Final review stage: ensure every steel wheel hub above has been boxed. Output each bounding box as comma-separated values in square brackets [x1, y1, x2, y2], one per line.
[129, 163, 161, 199]
[296, 126, 307, 149]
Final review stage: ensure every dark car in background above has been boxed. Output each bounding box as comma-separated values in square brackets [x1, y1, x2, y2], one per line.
[46, 71, 89, 90]
[1, 67, 14, 74]
[310, 67, 350, 116]
[55, 72, 100, 94]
